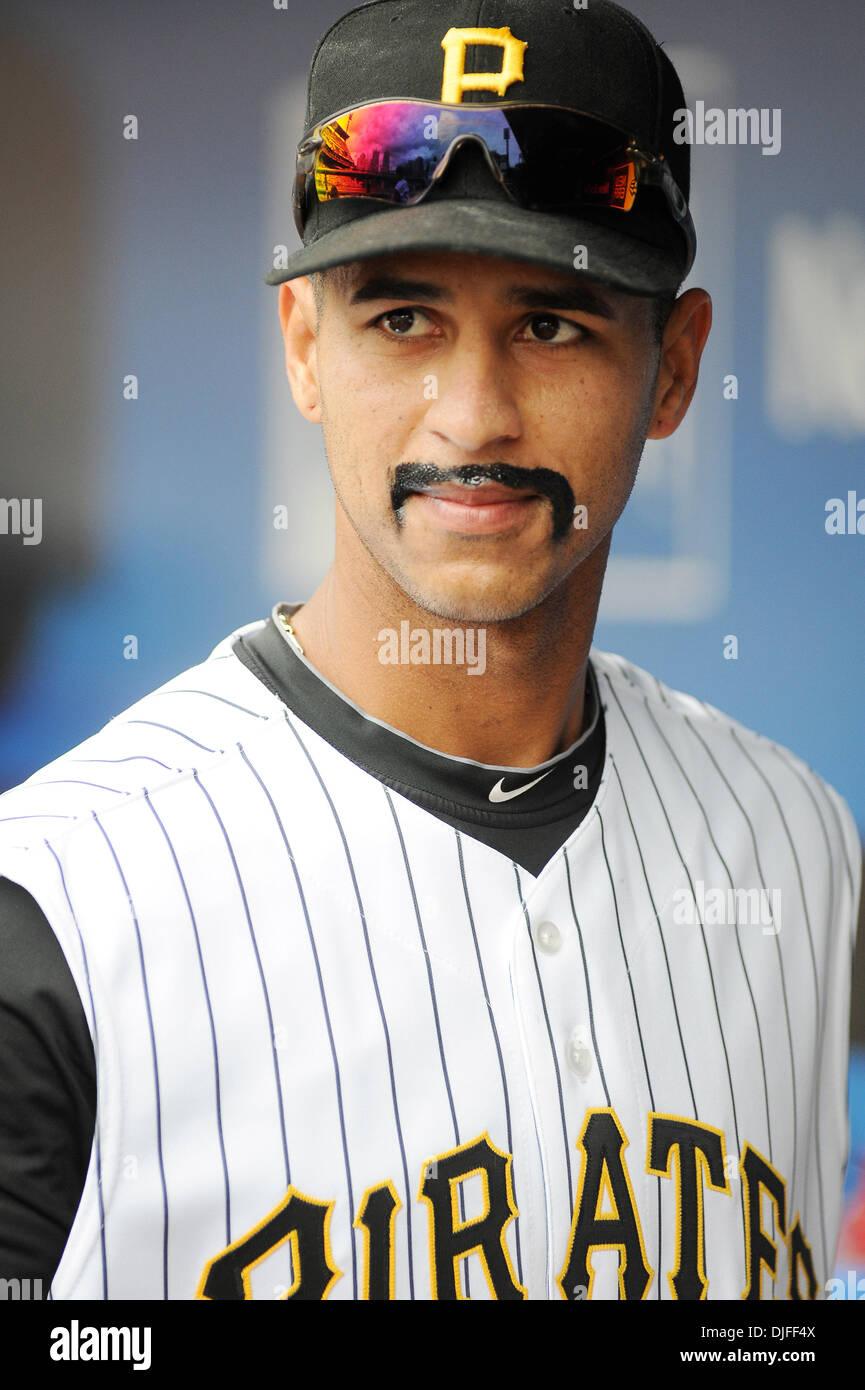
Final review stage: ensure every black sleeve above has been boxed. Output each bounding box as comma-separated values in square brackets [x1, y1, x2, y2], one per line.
[0, 875, 96, 1290]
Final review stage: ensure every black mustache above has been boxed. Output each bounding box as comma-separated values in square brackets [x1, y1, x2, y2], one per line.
[391, 463, 576, 542]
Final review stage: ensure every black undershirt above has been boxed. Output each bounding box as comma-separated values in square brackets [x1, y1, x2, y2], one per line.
[0, 609, 605, 1287]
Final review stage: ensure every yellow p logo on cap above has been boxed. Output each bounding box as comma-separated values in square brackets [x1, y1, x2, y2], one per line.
[440, 27, 527, 103]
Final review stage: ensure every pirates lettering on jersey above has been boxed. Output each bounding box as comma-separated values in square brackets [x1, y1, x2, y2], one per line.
[739, 1142, 788, 1301]
[439, 27, 527, 103]
[557, 1108, 652, 1301]
[418, 1133, 524, 1301]
[354, 1181, 401, 1301]
[195, 1112, 818, 1300]
[787, 1215, 819, 1301]
[196, 1187, 340, 1301]
[647, 1113, 730, 1301]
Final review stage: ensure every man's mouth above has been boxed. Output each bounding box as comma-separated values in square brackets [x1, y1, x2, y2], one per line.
[405, 482, 542, 535]
[411, 482, 537, 505]
[390, 463, 577, 541]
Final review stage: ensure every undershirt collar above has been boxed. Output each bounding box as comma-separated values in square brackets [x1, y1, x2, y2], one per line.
[231, 603, 606, 873]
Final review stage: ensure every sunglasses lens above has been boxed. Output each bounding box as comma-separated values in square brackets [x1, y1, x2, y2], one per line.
[308, 103, 639, 214]
[314, 103, 514, 204]
[503, 109, 630, 206]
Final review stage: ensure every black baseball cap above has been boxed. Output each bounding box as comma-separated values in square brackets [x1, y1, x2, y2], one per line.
[267, 0, 694, 295]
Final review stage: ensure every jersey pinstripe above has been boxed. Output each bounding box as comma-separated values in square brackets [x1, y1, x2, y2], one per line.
[0, 625, 858, 1299]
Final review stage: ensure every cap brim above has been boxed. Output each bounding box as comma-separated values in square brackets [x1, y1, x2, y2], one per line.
[265, 198, 685, 295]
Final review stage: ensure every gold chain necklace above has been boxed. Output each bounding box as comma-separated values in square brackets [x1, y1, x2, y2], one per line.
[275, 607, 305, 657]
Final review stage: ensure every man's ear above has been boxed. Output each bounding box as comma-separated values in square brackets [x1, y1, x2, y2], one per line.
[647, 288, 713, 440]
[278, 278, 321, 424]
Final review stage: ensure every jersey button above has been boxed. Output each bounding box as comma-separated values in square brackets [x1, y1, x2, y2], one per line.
[533, 919, 562, 954]
[565, 1027, 593, 1079]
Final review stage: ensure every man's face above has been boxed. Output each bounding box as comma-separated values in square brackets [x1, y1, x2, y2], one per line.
[289, 251, 664, 623]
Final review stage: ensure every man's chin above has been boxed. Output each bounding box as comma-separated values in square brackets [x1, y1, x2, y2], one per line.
[391, 571, 553, 626]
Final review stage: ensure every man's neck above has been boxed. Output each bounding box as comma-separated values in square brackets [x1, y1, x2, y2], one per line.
[287, 549, 608, 768]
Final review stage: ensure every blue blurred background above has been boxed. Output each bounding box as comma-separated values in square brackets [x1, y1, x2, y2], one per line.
[1, 0, 863, 1291]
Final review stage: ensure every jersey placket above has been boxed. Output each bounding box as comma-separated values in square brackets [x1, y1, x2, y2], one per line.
[508, 871, 613, 1300]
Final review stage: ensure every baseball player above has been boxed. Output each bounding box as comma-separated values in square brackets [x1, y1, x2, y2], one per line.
[0, 0, 860, 1303]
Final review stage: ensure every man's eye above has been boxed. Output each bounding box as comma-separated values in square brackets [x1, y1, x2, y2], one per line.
[376, 308, 431, 337]
[523, 314, 584, 344]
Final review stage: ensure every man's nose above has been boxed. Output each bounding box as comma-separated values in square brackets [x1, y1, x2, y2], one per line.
[423, 337, 522, 454]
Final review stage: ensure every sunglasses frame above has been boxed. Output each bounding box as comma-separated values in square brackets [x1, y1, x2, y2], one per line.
[292, 99, 695, 274]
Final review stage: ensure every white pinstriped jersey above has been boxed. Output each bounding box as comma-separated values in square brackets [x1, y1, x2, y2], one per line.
[0, 623, 859, 1300]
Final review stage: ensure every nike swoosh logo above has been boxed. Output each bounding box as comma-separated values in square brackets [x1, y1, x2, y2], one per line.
[488, 771, 553, 803]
